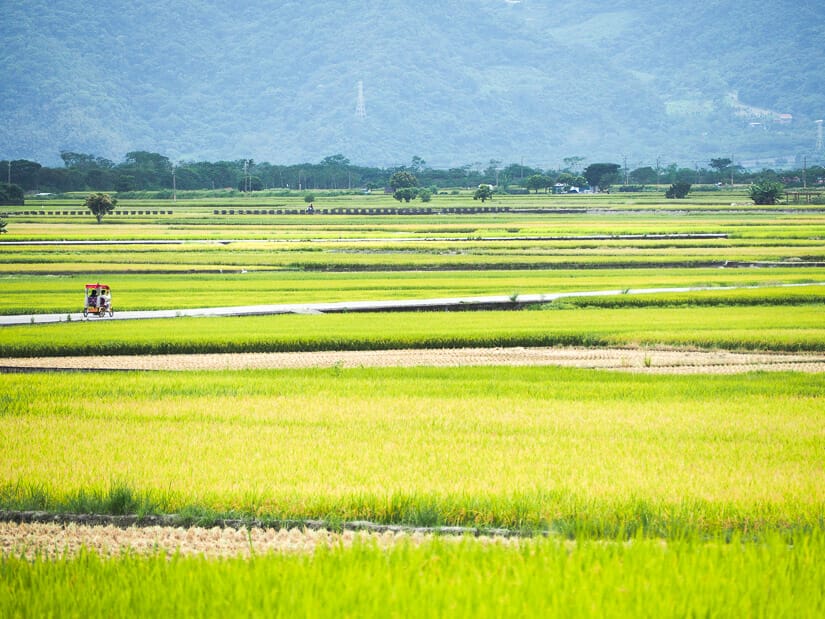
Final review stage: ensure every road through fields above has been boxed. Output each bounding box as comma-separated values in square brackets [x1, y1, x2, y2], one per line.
[2, 282, 824, 326]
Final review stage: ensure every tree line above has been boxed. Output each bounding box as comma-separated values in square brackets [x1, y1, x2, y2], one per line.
[2, 151, 824, 196]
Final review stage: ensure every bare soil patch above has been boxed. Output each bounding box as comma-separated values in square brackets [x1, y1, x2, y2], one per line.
[2, 347, 823, 374]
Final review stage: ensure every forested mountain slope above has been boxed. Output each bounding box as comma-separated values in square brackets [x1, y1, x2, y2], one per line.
[2, 0, 823, 167]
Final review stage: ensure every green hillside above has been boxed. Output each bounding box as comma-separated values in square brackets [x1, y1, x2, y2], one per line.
[1, 0, 823, 167]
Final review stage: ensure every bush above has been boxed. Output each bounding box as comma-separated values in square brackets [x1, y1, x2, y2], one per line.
[748, 180, 784, 205]
[665, 182, 691, 199]
[304, 194, 316, 203]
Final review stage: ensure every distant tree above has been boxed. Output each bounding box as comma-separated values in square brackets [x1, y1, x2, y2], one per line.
[556, 172, 575, 186]
[320, 154, 350, 167]
[524, 174, 550, 193]
[665, 182, 691, 198]
[0, 182, 24, 205]
[115, 175, 135, 192]
[393, 187, 418, 203]
[60, 151, 114, 170]
[389, 171, 418, 190]
[0, 216, 6, 234]
[6, 160, 42, 191]
[237, 176, 262, 191]
[304, 193, 316, 203]
[709, 157, 733, 183]
[562, 156, 586, 173]
[583, 163, 621, 192]
[630, 166, 658, 184]
[709, 158, 732, 173]
[84, 192, 117, 223]
[473, 185, 493, 202]
[121, 151, 172, 189]
[748, 180, 784, 205]
[418, 188, 432, 202]
[409, 156, 427, 173]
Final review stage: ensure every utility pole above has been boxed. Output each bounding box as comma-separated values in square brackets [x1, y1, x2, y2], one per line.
[803, 156, 807, 190]
[730, 154, 734, 186]
[815, 120, 823, 154]
[623, 155, 628, 185]
[6, 160, 10, 184]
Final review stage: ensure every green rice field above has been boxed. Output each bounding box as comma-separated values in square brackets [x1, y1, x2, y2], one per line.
[2, 191, 824, 616]
[3, 533, 824, 617]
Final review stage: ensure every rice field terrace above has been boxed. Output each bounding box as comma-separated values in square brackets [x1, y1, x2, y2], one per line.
[2, 191, 824, 616]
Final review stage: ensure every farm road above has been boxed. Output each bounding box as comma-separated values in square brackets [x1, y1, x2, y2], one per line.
[2, 282, 824, 326]
[3, 347, 824, 374]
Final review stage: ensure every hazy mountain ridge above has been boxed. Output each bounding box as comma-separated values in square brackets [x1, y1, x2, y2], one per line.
[2, 0, 823, 167]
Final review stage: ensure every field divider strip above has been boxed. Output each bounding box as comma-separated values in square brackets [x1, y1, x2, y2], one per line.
[0, 510, 524, 538]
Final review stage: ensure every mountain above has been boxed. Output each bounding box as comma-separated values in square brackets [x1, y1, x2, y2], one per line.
[2, 0, 824, 168]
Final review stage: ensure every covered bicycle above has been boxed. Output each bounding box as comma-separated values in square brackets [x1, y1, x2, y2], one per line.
[83, 283, 114, 317]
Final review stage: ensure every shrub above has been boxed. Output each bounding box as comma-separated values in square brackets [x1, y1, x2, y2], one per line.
[665, 182, 691, 199]
[748, 180, 784, 205]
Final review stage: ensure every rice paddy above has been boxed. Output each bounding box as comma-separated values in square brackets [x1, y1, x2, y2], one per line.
[1, 191, 824, 616]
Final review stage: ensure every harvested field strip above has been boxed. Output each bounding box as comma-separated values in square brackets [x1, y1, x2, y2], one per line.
[1, 521, 443, 559]
[2, 347, 824, 373]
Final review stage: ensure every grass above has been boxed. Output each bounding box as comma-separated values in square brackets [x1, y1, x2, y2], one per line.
[1, 303, 823, 356]
[2, 533, 825, 617]
[2, 367, 823, 536]
[1, 270, 823, 315]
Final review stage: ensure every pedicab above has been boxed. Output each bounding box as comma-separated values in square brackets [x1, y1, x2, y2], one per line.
[83, 283, 113, 317]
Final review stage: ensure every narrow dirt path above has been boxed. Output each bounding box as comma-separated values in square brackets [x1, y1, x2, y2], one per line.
[2, 347, 824, 374]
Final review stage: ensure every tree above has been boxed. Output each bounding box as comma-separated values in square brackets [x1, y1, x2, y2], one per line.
[409, 156, 426, 174]
[237, 176, 263, 191]
[583, 163, 621, 192]
[393, 187, 418, 203]
[709, 157, 733, 183]
[418, 188, 432, 202]
[389, 171, 418, 190]
[665, 182, 691, 198]
[473, 185, 493, 202]
[0, 182, 24, 205]
[562, 156, 586, 173]
[748, 180, 784, 205]
[84, 192, 117, 223]
[630, 166, 658, 184]
[0, 216, 6, 234]
[524, 174, 550, 194]
[6, 160, 42, 191]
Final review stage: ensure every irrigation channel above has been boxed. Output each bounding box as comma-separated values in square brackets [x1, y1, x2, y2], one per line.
[2, 282, 824, 327]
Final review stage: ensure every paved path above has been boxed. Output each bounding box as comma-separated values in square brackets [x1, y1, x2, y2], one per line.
[1, 282, 823, 327]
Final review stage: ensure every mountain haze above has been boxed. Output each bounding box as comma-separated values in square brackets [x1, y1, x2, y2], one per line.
[2, 0, 824, 168]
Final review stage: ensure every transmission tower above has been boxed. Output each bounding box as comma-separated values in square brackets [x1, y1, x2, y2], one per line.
[816, 120, 823, 153]
[355, 81, 366, 119]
